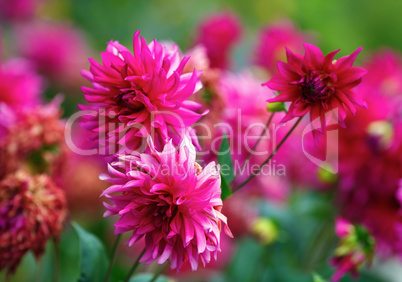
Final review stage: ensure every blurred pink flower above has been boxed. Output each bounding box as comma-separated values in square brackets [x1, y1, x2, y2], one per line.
[16, 22, 91, 90]
[338, 117, 402, 257]
[202, 71, 289, 201]
[254, 20, 306, 75]
[183, 45, 210, 74]
[195, 12, 241, 69]
[273, 116, 339, 191]
[0, 99, 66, 179]
[0, 170, 67, 274]
[80, 31, 205, 155]
[359, 49, 402, 100]
[334, 217, 354, 238]
[266, 44, 367, 141]
[336, 50, 402, 258]
[0, 0, 41, 22]
[101, 138, 232, 271]
[0, 58, 42, 108]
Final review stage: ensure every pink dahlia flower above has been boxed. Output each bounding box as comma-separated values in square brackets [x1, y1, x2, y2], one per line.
[359, 49, 402, 100]
[0, 170, 67, 274]
[101, 138, 232, 271]
[0, 99, 66, 180]
[80, 31, 205, 155]
[265, 44, 367, 137]
[195, 12, 241, 69]
[16, 22, 91, 90]
[0, 58, 42, 108]
[254, 20, 307, 75]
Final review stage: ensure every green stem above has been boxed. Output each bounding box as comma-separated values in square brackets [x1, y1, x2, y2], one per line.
[150, 263, 168, 282]
[103, 234, 122, 282]
[53, 238, 60, 282]
[304, 221, 334, 270]
[124, 248, 146, 282]
[232, 117, 303, 193]
[235, 113, 276, 183]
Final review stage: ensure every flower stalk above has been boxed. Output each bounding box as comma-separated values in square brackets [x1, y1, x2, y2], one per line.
[235, 112, 276, 183]
[103, 233, 122, 282]
[123, 248, 146, 282]
[232, 116, 303, 193]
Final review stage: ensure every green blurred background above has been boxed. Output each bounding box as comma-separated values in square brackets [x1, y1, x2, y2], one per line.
[47, 0, 402, 63]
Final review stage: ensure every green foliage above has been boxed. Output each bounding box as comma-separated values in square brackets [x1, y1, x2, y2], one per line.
[129, 273, 169, 282]
[220, 174, 232, 200]
[217, 132, 234, 199]
[225, 191, 386, 282]
[72, 222, 109, 282]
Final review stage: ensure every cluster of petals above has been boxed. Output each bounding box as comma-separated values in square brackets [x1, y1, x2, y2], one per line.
[265, 43, 367, 137]
[16, 22, 91, 89]
[80, 31, 205, 155]
[207, 71, 289, 200]
[0, 170, 67, 274]
[254, 20, 306, 75]
[101, 138, 232, 271]
[0, 99, 66, 179]
[0, 58, 42, 108]
[337, 50, 402, 258]
[195, 12, 241, 69]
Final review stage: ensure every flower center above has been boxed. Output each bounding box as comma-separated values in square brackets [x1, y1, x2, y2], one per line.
[116, 91, 143, 112]
[151, 195, 179, 232]
[299, 72, 334, 103]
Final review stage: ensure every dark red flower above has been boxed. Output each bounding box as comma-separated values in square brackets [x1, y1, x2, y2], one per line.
[0, 171, 67, 274]
[265, 44, 367, 138]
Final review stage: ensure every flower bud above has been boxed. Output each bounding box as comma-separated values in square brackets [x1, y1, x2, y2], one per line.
[251, 218, 278, 245]
[267, 101, 286, 113]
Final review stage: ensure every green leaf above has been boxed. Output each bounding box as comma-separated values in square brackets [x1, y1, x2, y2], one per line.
[72, 222, 109, 282]
[217, 132, 234, 199]
[312, 273, 328, 282]
[227, 238, 265, 282]
[129, 273, 169, 282]
[220, 172, 232, 200]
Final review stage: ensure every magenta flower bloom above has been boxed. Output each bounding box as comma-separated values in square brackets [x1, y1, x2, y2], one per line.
[0, 58, 42, 108]
[80, 31, 205, 154]
[254, 20, 307, 75]
[195, 12, 241, 69]
[16, 22, 91, 90]
[101, 138, 232, 271]
[265, 44, 367, 134]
